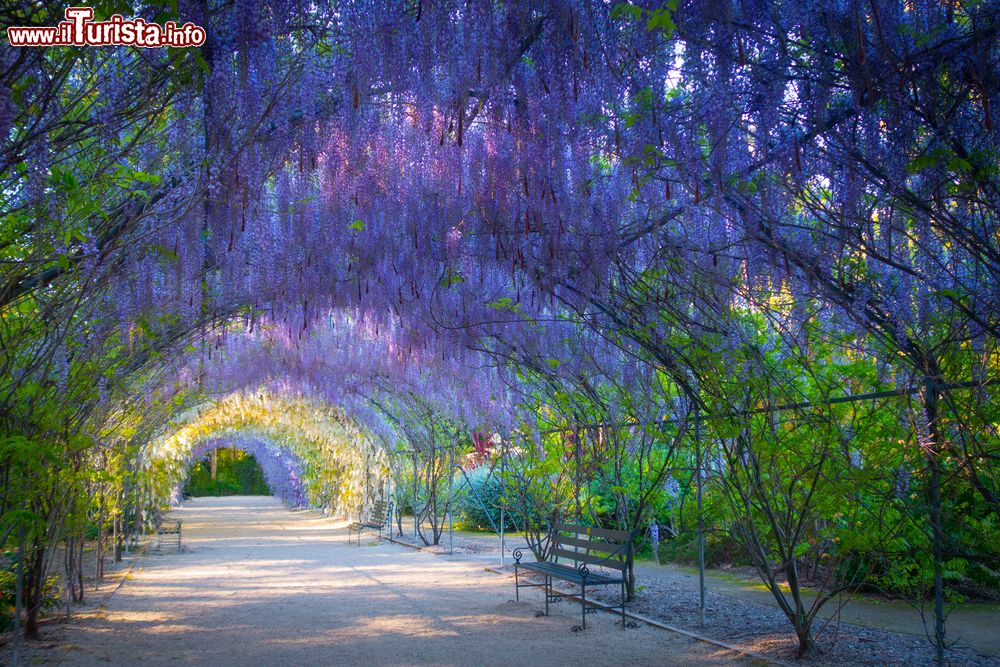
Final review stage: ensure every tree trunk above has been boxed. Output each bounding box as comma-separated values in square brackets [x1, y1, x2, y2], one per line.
[76, 535, 84, 603]
[923, 376, 947, 667]
[95, 492, 104, 589]
[13, 529, 24, 664]
[113, 514, 122, 562]
[787, 558, 813, 655]
[796, 625, 814, 656]
[626, 544, 636, 601]
[23, 540, 46, 639]
[64, 536, 81, 604]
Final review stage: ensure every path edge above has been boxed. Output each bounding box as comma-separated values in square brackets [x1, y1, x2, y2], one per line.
[385, 535, 789, 667]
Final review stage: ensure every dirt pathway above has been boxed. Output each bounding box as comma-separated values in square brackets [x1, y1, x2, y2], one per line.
[4, 497, 751, 666]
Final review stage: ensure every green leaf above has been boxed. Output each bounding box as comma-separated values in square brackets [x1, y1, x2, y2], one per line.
[646, 8, 675, 35]
[133, 171, 163, 185]
[610, 2, 643, 21]
[150, 244, 180, 262]
[193, 52, 211, 77]
[348, 218, 365, 232]
[906, 154, 940, 174]
[947, 157, 973, 173]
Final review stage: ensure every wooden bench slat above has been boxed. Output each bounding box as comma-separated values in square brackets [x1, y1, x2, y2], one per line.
[513, 523, 634, 631]
[154, 518, 181, 553]
[553, 523, 630, 542]
[553, 534, 624, 552]
[348, 500, 389, 545]
[518, 561, 620, 585]
[550, 546, 628, 571]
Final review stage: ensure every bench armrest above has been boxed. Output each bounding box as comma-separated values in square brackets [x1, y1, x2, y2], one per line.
[513, 548, 546, 565]
[588, 540, 631, 565]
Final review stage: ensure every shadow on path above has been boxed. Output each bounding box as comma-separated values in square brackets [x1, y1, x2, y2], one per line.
[4, 496, 749, 666]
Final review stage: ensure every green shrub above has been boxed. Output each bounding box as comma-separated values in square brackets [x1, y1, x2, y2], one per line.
[0, 563, 60, 632]
[183, 449, 269, 496]
[657, 530, 749, 568]
[454, 467, 503, 531]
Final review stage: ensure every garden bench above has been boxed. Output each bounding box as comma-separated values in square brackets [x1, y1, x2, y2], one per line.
[348, 500, 388, 545]
[155, 517, 182, 553]
[513, 523, 632, 631]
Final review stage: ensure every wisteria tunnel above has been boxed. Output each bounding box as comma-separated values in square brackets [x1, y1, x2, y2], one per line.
[1, 0, 999, 665]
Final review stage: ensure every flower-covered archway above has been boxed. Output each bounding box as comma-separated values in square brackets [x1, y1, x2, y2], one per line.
[144, 391, 391, 516]
[181, 435, 309, 506]
[2, 0, 997, 658]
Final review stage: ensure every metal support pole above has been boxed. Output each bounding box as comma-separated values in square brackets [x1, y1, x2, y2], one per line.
[500, 441, 506, 568]
[387, 477, 396, 537]
[574, 427, 582, 522]
[94, 489, 102, 591]
[122, 482, 132, 556]
[132, 484, 140, 550]
[695, 408, 706, 625]
[412, 452, 419, 542]
[448, 446, 455, 555]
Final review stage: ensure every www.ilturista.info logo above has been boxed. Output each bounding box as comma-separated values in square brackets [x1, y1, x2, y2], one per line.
[7, 7, 206, 47]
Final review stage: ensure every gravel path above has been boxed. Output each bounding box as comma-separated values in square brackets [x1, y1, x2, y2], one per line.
[394, 528, 1000, 666]
[588, 571, 1000, 667]
[3, 497, 752, 666]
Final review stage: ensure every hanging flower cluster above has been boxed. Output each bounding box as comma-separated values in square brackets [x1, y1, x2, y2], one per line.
[1, 0, 995, 554]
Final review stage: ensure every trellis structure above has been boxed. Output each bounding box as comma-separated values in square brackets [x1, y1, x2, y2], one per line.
[1, 2, 997, 666]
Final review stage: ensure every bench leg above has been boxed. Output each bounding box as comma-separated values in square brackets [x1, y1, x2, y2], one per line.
[620, 580, 626, 630]
[544, 576, 550, 616]
[514, 565, 519, 602]
[581, 583, 587, 630]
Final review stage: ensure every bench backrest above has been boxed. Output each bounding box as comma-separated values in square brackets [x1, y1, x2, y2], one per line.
[549, 523, 631, 572]
[157, 520, 181, 534]
[155, 515, 180, 530]
[367, 500, 388, 523]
